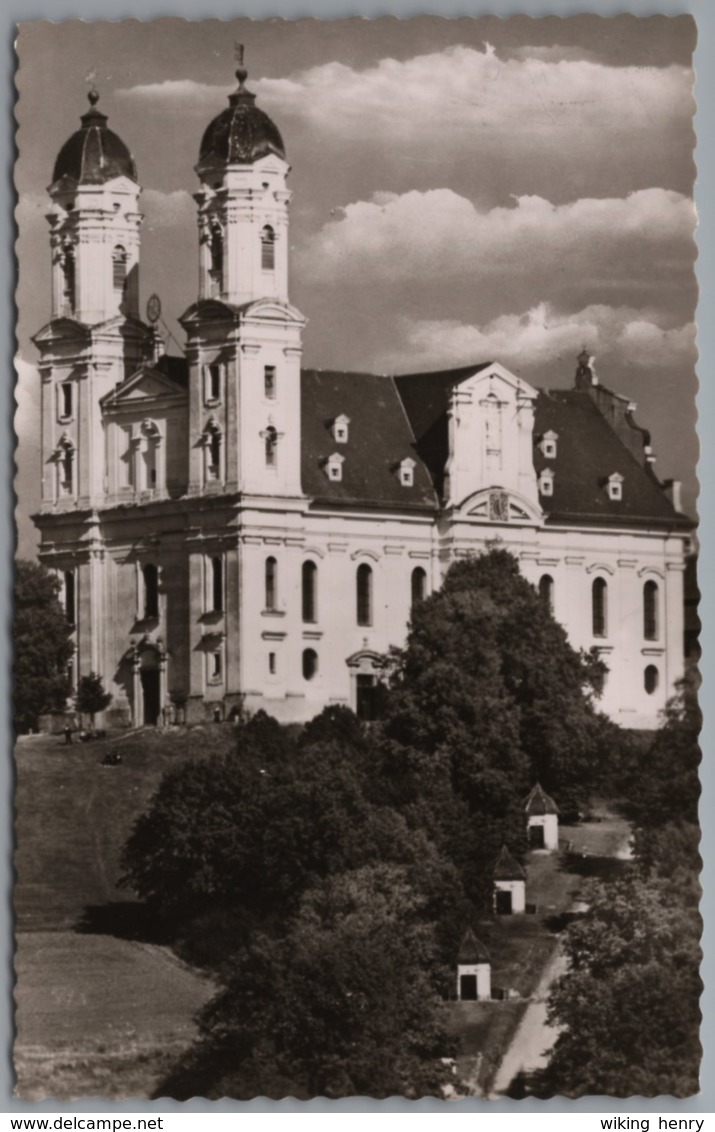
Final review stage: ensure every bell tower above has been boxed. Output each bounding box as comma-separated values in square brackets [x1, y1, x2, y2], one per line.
[181, 49, 305, 501]
[34, 84, 152, 512]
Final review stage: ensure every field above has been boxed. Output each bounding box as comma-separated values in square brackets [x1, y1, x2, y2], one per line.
[14, 727, 237, 1100]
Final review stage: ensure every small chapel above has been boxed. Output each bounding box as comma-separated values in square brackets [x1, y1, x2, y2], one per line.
[32, 60, 694, 730]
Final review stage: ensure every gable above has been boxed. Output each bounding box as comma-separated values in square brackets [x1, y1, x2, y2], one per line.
[101, 365, 188, 410]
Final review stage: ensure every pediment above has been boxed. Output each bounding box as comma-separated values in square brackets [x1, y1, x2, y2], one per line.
[32, 317, 90, 346]
[458, 487, 543, 526]
[242, 298, 305, 325]
[179, 299, 241, 327]
[453, 361, 538, 403]
[101, 367, 188, 408]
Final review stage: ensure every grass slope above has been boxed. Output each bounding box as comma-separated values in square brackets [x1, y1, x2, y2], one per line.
[14, 727, 236, 1099]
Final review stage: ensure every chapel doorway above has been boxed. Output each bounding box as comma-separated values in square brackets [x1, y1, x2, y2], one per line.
[495, 889, 513, 915]
[529, 824, 545, 850]
[347, 650, 387, 723]
[459, 975, 478, 1001]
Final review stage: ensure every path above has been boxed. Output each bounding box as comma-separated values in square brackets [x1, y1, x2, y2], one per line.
[489, 813, 633, 1097]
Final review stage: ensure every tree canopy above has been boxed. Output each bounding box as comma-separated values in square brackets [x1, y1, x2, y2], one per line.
[539, 678, 701, 1098]
[13, 559, 73, 732]
[75, 672, 113, 725]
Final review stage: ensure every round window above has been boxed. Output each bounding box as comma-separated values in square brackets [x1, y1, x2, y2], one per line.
[644, 665, 659, 695]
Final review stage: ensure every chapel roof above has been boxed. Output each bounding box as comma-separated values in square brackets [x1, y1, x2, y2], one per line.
[524, 782, 559, 816]
[457, 928, 491, 964]
[493, 844, 526, 881]
[52, 91, 138, 187]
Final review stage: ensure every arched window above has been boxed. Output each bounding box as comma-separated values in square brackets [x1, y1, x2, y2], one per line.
[143, 564, 159, 619]
[112, 245, 127, 291]
[64, 570, 75, 626]
[356, 563, 373, 627]
[61, 248, 75, 315]
[539, 574, 554, 614]
[265, 557, 277, 612]
[261, 226, 275, 271]
[411, 567, 426, 609]
[644, 665, 659, 695]
[209, 227, 223, 294]
[592, 577, 607, 638]
[211, 556, 223, 613]
[302, 560, 317, 623]
[302, 648, 318, 681]
[265, 426, 277, 468]
[643, 580, 659, 641]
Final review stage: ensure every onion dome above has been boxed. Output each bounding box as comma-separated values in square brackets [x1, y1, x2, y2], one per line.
[198, 58, 285, 168]
[52, 90, 138, 186]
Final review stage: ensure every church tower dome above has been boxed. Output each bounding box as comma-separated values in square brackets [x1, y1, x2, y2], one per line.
[52, 89, 138, 187]
[197, 60, 285, 173]
[45, 86, 143, 327]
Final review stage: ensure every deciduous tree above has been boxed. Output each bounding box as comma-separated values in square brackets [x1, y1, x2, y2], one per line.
[13, 559, 73, 732]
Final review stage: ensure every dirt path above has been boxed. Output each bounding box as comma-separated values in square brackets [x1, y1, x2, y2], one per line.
[488, 814, 633, 1098]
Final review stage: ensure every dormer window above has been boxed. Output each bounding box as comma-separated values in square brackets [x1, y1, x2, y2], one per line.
[606, 473, 624, 501]
[538, 468, 555, 497]
[332, 415, 350, 444]
[325, 453, 345, 482]
[540, 430, 558, 459]
[398, 458, 416, 487]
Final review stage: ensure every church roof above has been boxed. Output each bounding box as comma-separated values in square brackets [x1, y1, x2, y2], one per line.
[52, 92, 138, 186]
[524, 782, 559, 816]
[301, 369, 439, 510]
[494, 844, 526, 881]
[457, 928, 490, 964]
[392, 363, 692, 530]
[198, 67, 285, 169]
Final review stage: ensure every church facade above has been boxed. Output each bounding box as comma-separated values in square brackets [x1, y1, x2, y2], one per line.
[32, 67, 693, 732]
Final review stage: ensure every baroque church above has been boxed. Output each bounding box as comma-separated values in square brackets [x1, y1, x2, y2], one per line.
[32, 63, 694, 731]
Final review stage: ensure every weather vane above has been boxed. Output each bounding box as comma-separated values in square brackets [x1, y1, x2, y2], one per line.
[234, 42, 248, 86]
[84, 67, 99, 105]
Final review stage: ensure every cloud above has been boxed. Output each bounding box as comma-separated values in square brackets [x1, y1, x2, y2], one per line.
[298, 186, 695, 293]
[116, 79, 223, 104]
[258, 45, 692, 149]
[371, 303, 696, 375]
[142, 189, 195, 229]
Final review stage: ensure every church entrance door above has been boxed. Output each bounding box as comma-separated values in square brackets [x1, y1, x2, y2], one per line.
[140, 669, 161, 726]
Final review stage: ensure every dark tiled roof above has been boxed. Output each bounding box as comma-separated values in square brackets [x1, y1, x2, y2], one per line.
[300, 369, 439, 510]
[392, 363, 691, 529]
[198, 83, 285, 168]
[458, 927, 490, 964]
[155, 354, 189, 388]
[395, 364, 491, 497]
[533, 390, 689, 528]
[494, 845, 526, 881]
[524, 782, 559, 816]
[53, 98, 138, 186]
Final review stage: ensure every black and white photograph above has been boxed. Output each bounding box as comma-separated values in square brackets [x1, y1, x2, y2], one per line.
[12, 15, 701, 1101]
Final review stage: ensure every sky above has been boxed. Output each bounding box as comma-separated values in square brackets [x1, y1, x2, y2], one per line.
[14, 16, 698, 557]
